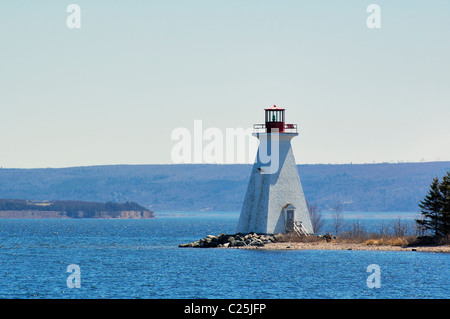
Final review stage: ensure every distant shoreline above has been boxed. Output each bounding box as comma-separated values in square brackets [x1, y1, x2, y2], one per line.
[0, 210, 155, 219]
[236, 242, 450, 253]
[0, 199, 155, 219]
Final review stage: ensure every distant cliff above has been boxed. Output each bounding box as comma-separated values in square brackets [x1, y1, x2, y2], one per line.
[0, 199, 155, 219]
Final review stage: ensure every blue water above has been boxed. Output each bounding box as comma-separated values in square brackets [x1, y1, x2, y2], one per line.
[0, 212, 448, 299]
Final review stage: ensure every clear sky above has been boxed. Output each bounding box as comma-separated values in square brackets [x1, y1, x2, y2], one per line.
[1, 1, 449, 168]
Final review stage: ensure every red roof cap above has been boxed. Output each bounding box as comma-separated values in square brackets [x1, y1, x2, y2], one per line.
[264, 104, 285, 111]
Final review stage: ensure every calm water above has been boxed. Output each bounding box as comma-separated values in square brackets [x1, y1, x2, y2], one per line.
[0, 212, 448, 299]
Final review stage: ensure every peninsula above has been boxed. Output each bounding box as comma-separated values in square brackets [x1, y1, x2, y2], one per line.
[0, 199, 155, 219]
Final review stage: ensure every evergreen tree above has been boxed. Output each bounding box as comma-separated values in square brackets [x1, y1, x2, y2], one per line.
[417, 177, 443, 237]
[438, 172, 450, 238]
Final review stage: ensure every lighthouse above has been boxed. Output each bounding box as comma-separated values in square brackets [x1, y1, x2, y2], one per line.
[236, 106, 313, 235]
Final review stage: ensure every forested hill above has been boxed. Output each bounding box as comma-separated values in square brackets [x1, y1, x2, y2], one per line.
[0, 199, 150, 213]
[0, 199, 154, 219]
[0, 162, 449, 212]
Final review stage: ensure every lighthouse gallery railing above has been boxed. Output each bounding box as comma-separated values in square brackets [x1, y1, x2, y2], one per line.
[253, 123, 298, 134]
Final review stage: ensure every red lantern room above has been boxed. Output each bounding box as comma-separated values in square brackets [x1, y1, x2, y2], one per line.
[265, 105, 285, 133]
[253, 105, 297, 134]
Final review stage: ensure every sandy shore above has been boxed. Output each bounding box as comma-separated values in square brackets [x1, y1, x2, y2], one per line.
[238, 241, 450, 253]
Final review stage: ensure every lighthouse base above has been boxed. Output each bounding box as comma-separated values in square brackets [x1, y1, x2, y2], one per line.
[237, 135, 313, 235]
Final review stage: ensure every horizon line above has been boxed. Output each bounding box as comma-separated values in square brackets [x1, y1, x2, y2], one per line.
[1, 160, 450, 170]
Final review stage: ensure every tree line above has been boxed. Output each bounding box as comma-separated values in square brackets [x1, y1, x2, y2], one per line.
[416, 171, 450, 241]
[0, 199, 150, 213]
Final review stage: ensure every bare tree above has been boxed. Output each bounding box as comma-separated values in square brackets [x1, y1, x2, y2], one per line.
[331, 200, 344, 236]
[307, 201, 324, 234]
[378, 219, 390, 238]
[348, 219, 367, 240]
[393, 217, 409, 237]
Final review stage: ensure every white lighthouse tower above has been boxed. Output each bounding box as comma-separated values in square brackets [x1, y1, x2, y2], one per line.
[237, 106, 313, 235]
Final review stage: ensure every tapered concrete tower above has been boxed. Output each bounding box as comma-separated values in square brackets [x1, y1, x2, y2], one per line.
[237, 106, 313, 235]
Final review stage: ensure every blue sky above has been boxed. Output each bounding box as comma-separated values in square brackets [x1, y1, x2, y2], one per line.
[0, 1, 449, 168]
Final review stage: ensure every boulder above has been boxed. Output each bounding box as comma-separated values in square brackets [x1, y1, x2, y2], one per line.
[217, 233, 228, 244]
[273, 233, 284, 242]
[321, 233, 336, 242]
[249, 239, 264, 247]
[235, 240, 246, 246]
[209, 240, 220, 247]
[229, 239, 246, 247]
[209, 237, 220, 247]
[191, 241, 200, 248]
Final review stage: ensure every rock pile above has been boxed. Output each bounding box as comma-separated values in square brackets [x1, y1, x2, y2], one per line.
[179, 232, 279, 248]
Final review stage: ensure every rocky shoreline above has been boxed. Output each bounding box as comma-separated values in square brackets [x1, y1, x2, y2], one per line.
[179, 232, 280, 248]
[179, 233, 450, 253]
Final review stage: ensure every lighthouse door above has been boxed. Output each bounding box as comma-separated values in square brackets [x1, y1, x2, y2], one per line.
[286, 209, 294, 232]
